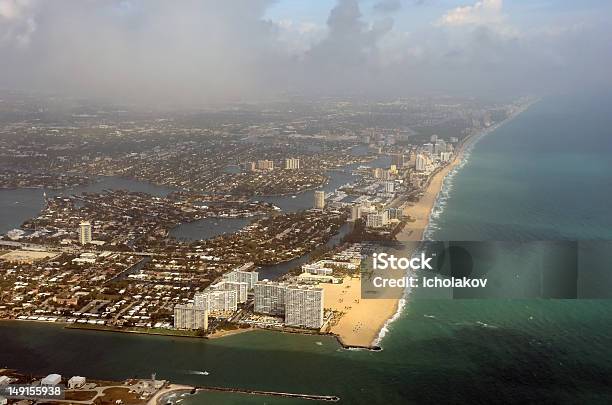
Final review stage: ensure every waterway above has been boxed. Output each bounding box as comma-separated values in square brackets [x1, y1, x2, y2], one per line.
[2, 95, 612, 403]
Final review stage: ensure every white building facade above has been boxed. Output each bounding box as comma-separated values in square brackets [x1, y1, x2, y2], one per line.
[285, 285, 324, 329]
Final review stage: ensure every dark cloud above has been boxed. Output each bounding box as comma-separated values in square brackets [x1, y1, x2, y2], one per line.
[298, 0, 393, 94]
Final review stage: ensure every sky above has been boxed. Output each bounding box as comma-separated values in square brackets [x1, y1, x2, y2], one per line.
[0, 0, 611, 106]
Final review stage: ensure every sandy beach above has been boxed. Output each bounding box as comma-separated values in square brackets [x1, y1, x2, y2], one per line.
[323, 275, 401, 348]
[396, 146, 468, 242]
[207, 327, 254, 339]
[324, 105, 534, 349]
[397, 102, 535, 242]
[323, 139, 471, 348]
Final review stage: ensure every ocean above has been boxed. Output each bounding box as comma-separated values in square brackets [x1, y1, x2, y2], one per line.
[1, 93, 612, 404]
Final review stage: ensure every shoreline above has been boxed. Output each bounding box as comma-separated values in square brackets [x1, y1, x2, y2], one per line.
[0, 102, 535, 353]
[322, 275, 401, 349]
[397, 100, 536, 243]
[395, 130, 479, 242]
[366, 100, 538, 348]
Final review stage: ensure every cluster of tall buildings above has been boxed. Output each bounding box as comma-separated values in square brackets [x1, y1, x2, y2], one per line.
[173, 265, 259, 330]
[257, 159, 274, 170]
[434, 139, 447, 155]
[284, 158, 300, 170]
[414, 136, 455, 172]
[194, 289, 238, 315]
[415, 153, 430, 172]
[372, 167, 396, 180]
[254, 280, 324, 329]
[246, 158, 302, 171]
[351, 202, 404, 229]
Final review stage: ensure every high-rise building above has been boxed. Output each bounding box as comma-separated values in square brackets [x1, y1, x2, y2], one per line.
[254, 281, 287, 316]
[372, 168, 383, 179]
[284, 158, 300, 170]
[194, 291, 208, 309]
[285, 285, 324, 329]
[78, 221, 92, 245]
[194, 290, 237, 315]
[174, 304, 208, 330]
[391, 153, 405, 168]
[422, 143, 434, 155]
[350, 205, 362, 221]
[434, 140, 447, 155]
[209, 280, 248, 303]
[415, 154, 427, 171]
[367, 211, 389, 228]
[385, 181, 395, 193]
[257, 160, 274, 170]
[314, 191, 325, 209]
[386, 207, 404, 220]
[430, 134, 438, 142]
[222, 266, 258, 290]
[440, 152, 453, 162]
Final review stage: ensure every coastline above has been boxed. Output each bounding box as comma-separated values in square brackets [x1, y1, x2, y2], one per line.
[148, 384, 194, 405]
[330, 100, 537, 350]
[323, 274, 401, 349]
[322, 130, 483, 349]
[397, 100, 536, 243]
[0, 103, 535, 353]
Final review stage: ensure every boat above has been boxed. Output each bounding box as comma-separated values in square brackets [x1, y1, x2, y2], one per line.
[188, 370, 210, 376]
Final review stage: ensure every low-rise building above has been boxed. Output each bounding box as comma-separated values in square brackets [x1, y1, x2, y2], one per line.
[41, 374, 62, 386]
[68, 376, 86, 389]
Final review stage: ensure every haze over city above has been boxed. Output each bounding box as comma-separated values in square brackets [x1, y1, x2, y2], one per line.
[1, 0, 611, 105]
[1, 1, 612, 404]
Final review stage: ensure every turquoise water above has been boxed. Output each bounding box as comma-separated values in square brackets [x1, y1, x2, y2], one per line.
[428, 93, 612, 241]
[1, 94, 612, 404]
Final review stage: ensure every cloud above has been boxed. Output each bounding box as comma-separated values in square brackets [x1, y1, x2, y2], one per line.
[373, 0, 402, 14]
[0, 0, 38, 46]
[437, 0, 503, 27]
[0, 0, 610, 104]
[1, 0, 289, 105]
[299, 0, 394, 93]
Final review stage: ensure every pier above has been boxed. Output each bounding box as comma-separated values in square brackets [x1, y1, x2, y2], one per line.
[194, 386, 340, 402]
